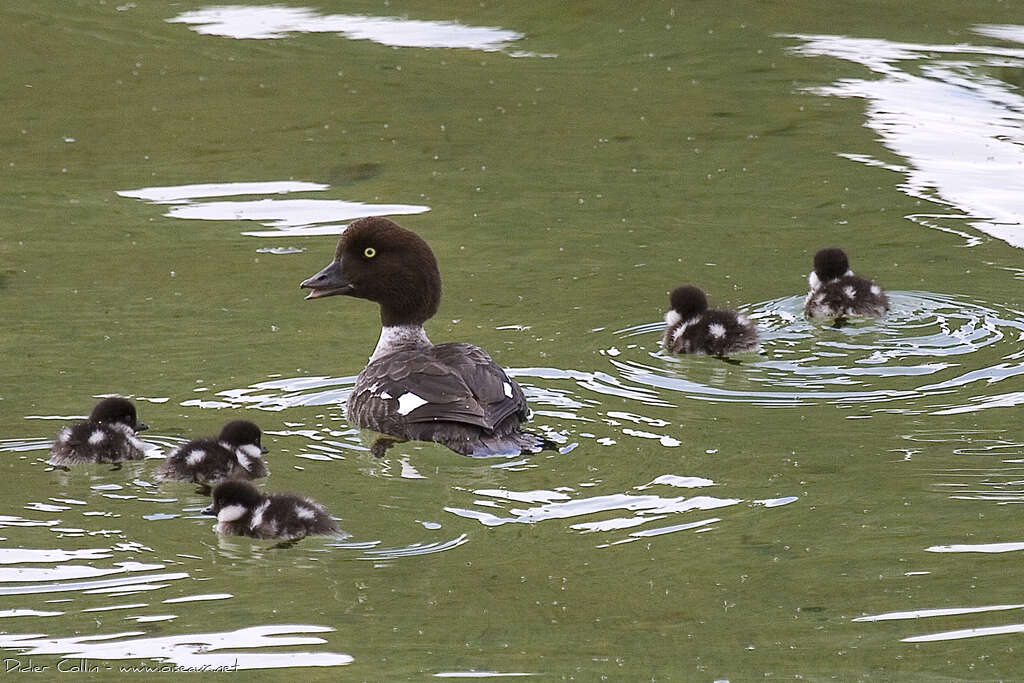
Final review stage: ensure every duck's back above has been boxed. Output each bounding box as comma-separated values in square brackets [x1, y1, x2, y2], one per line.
[665, 310, 759, 356]
[806, 275, 888, 318]
[158, 439, 265, 484]
[349, 342, 536, 455]
[48, 422, 145, 465]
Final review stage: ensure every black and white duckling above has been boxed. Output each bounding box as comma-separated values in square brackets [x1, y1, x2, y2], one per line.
[300, 216, 548, 457]
[156, 420, 268, 485]
[804, 247, 888, 319]
[662, 285, 759, 356]
[203, 480, 338, 540]
[48, 397, 148, 466]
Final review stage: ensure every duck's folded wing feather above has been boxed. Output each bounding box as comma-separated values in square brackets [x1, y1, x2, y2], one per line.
[354, 343, 527, 431]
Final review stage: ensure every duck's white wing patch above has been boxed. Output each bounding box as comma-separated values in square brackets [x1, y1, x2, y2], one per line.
[56, 427, 72, 444]
[870, 284, 881, 296]
[186, 449, 206, 466]
[88, 430, 107, 445]
[672, 318, 696, 343]
[294, 505, 316, 521]
[708, 322, 726, 339]
[842, 285, 856, 300]
[217, 504, 247, 523]
[249, 501, 271, 531]
[502, 382, 513, 399]
[396, 391, 429, 415]
[235, 444, 262, 471]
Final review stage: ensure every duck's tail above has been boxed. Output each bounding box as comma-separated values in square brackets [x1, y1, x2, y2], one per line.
[467, 431, 560, 458]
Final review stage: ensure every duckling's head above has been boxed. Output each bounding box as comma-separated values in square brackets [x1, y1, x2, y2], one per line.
[668, 285, 709, 321]
[203, 480, 264, 518]
[812, 247, 851, 283]
[89, 397, 147, 432]
[218, 420, 268, 454]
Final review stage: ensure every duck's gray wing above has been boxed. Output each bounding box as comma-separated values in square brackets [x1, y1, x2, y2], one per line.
[350, 342, 528, 432]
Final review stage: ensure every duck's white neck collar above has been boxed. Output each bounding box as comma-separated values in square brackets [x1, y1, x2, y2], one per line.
[371, 325, 432, 362]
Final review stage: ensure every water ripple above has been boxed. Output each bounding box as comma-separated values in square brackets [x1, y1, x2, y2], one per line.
[445, 475, 797, 545]
[607, 292, 1024, 414]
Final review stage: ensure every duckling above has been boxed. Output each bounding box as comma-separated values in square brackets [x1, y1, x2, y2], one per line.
[805, 247, 888, 319]
[48, 397, 148, 466]
[157, 420, 268, 485]
[203, 480, 338, 540]
[300, 216, 548, 457]
[662, 285, 759, 355]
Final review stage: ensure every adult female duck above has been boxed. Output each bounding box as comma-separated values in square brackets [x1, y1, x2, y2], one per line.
[300, 216, 545, 457]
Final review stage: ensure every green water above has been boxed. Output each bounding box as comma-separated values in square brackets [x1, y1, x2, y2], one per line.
[3, 1, 1024, 679]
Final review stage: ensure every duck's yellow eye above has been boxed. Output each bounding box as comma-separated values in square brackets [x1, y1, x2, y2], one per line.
[363, 247, 377, 259]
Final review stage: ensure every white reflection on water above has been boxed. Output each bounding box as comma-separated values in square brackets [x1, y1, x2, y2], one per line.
[903, 622, 1024, 643]
[0, 572, 189, 597]
[855, 601, 1024, 644]
[434, 672, 537, 679]
[0, 562, 162, 584]
[855, 604, 1024, 622]
[117, 181, 328, 203]
[785, 28, 1024, 248]
[0, 624, 352, 670]
[926, 542, 1024, 553]
[117, 181, 430, 238]
[169, 5, 523, 52]
[0, 548, 112, 564]
[445, 477, 797, 543]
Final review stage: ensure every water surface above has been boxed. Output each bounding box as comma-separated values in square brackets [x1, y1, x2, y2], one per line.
[3, 1, 1024, 679]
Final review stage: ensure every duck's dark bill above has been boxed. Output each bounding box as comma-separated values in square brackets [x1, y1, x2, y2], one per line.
[303, 286, 352, 300]
[300, 261, 353, 299]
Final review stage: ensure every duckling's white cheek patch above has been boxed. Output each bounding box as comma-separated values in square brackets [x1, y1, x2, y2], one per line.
[186, 449, 206, 466]
[217, 504, 247, 523]
[664, 310, 683, 327]
[88, 430, 107, 445]
[503, 382, 513, 399]
[870, 284, 881, 296]
[396, 392, 428, 415]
